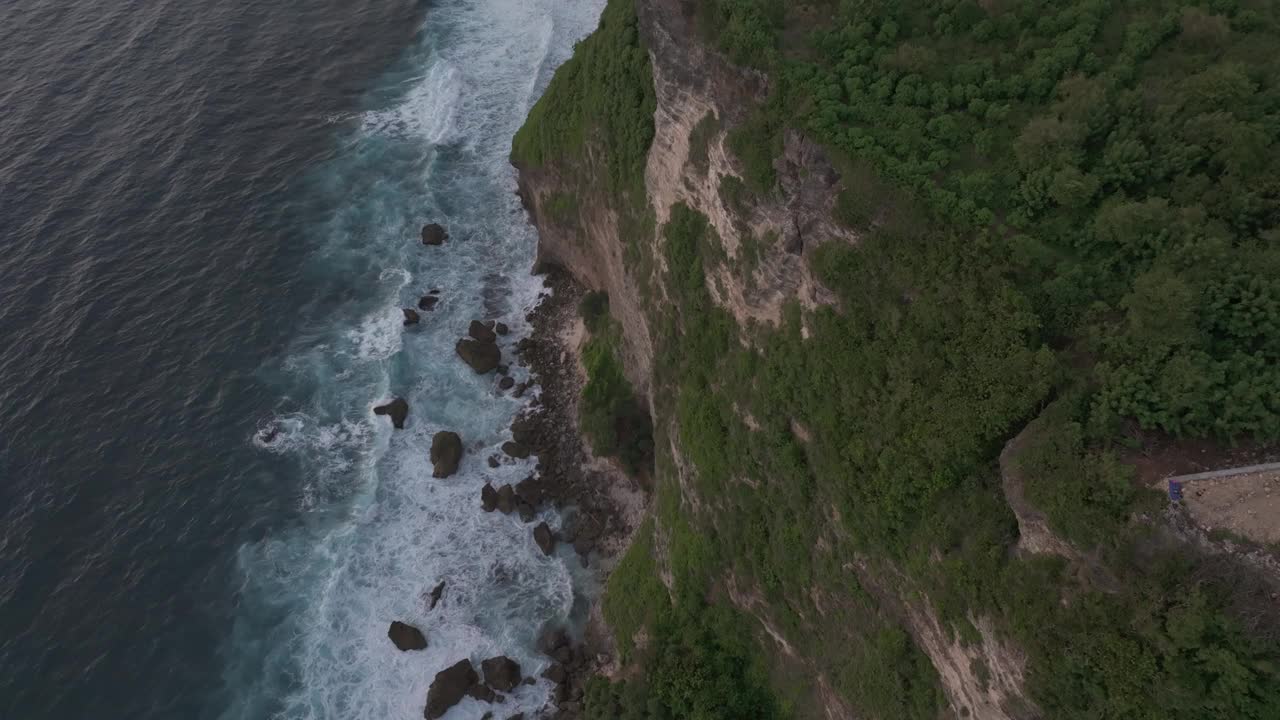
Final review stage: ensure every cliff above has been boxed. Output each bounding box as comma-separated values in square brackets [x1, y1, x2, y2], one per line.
[513, 1, 1280, 718]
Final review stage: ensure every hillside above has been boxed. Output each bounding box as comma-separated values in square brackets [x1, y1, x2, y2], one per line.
[512, 1, 1280, 717]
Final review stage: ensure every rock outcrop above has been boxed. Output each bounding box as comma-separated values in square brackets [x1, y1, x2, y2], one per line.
[422, 223, 448, 246]
[480, 656, 522, 692]
[430, 431, 463, 478]
[388, 621, 428, 651]
[425, 659, 477, 719]
[374, 398, 409, 429]
[456, 338, 501, 374]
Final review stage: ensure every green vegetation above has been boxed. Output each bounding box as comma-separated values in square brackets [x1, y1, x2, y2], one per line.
[579, 293, 654, 475]
[543, 191, 580, 227]
[517, 0, 1280, 718]
[511, 0, 655, 196]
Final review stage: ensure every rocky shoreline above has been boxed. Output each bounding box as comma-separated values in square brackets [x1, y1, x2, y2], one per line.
[380, 231, 641, 718]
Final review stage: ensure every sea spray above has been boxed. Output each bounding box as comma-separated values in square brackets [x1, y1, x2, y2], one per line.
[220, 1, 606, 718]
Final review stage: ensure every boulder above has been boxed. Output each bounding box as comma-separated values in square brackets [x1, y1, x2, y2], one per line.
[465, 683, 496, 703]
[512, 383, 528, 399]
[541, 663, 567, 685]
[495, 322, 510, 336]
[481, 656, 522, 692]
[510, 417, 538, 447]
[404, 308, 421, 326]
[419, 295, 440, 311]
[498, 376, 515, 391]
[430, 431, 463, 478]
[481, 483, 499, 512]
[517, 502, 536, 523]
[425, 660, 477, 719]
[496, 485, 516, 515]
[537, 627, 570, 656]
[469, 320, 497, 344]
[456, 339, 501, 374]
[388, 621, 428, 651]
[429, 581, 445, 610]
[487, 455, 501, 468]
[502, 441, 530, 460]
[515, 476, 544, 506]
[533, 522, 555, 556]
[374, 398, 409, 429]
[422, 223, 448, 246]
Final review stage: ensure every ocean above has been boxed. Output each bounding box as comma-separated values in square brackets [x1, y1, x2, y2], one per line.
[0, 0, 603, 717]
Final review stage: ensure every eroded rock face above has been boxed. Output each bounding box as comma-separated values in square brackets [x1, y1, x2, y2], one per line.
[422, 223, 448, 246]
[502, 441, 530, 460]
[425, 659, 477, 719]
[456, 338, 501, 374]
[430, 431, 463, 478]
[388, 621, 427, 651]
[374, 398, 409, 429]
[481, 656, 522, 692]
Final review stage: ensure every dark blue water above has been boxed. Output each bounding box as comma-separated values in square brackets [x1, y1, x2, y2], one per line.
[0, 1, 602, 717]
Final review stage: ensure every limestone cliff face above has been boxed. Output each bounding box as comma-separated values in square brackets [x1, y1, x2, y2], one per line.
[514, 2, 1035, 716]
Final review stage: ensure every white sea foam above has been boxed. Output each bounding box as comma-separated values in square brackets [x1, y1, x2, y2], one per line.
[224, 1, 606, 719]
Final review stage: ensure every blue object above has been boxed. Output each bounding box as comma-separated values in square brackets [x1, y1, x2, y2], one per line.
[1169, 481, 1184, 501]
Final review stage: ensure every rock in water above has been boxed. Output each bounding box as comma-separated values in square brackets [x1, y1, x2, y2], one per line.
[374, 398, 409, 429]
[404, 308, 421, 326]
[495, 322, 510, 336]
[533, 522, 555, 555]
[465, 683, 496, 703]
[498, 376, 515, 391]
[422, 223, 448, 246]
[537, 626, 570, 656]
[456, 338, 501, 374]
[541, 663, 567, 684]
[469, 320, 497, 344]
[388, 621, 427, 651]
[501, 441, 530, 459]
[496, 485, 516, 515]
[419, 295, 440, 311]
[425, 660, 477, 719]
[430, 431, 463, 478]
[481, 656, 522, 692]
[429, 581, 445, 610]
[481, 483, 499, 512]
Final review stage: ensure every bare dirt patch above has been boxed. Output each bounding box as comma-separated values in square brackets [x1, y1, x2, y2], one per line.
[1162, 469, 1280, 547]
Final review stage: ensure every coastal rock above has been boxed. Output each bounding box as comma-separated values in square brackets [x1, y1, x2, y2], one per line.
[425, 660, 477, 719]
[374, 398, 409, 429]
[495, 322, 510, 336]
[481, 656, 522, 692]
[419, 295, 440, 311]
[541, 663, 567, 685]
[422, 223, 448, 246]
[481, 483, 499, 512]
[517, 501, 536, 523]
[512, 383, 528, 399]
[465, 683, 496, 703]
[496, 485, 516, 515]
[469, 320, 497, 344]
[533, 522, 555, 555]
[510, 417, 538, 447]
[429, 581, 445, 610]
[487, 455, 500, 468]
[404, 308, 421, 326]
[514, 476, 544, 506]
[430, 431, 463, 478]
[388, 621, 428, 651]
[537, 627, 570, 656]
[499, 376, 515, 391]
[456, 339, 501, 374]
[502, 441, 530, 460]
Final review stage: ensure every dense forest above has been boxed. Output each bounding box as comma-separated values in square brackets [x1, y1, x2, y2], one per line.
[514, 0, 1280, 718]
